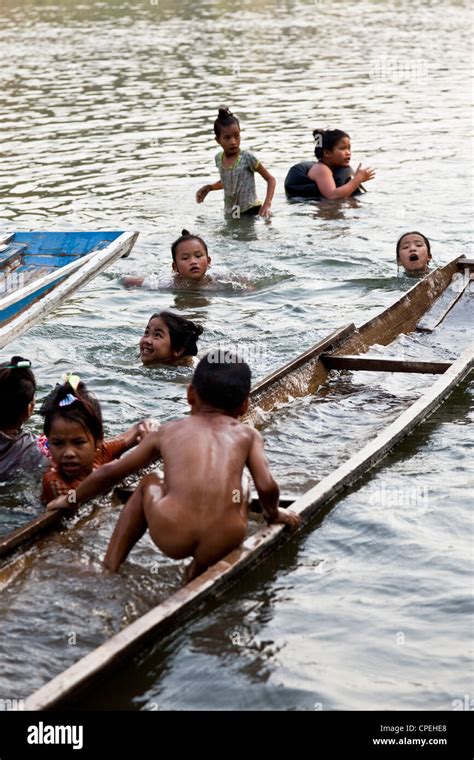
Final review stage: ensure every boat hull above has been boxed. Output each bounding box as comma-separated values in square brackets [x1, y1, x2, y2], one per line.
[0, 230, 139, 348]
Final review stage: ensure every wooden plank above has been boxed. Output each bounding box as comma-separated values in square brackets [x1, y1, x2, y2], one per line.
[334, 256, 464, 355]
[320, 354, 451, 374]
[24, 341, 473, 711]
[0, 511, 62, 558]
[0, 231, 139, 349]
[0, 257, 462, 561]
[416, 273, 471, 333]
[457, 258, 474, 268]
[245, 323, 356, 425]
[0, 233, 14, 247]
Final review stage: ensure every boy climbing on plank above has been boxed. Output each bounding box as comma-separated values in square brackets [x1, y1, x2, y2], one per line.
[47, 352, 300, 580]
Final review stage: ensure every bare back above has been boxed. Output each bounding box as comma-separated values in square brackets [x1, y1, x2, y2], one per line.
[157, 413, 254, 531]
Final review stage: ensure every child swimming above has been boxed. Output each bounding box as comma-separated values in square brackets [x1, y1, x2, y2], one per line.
[139, 311, 203, 366]
[0, 356, 49, 479]
[123, 229, 253, 292]
[396, 231, 432, 274]
[46, 353, 300, 581]
[40, 374, 154, 503]
[196, 107, 276, 217]
[284, 128, 375, 200]
[123, 230, 212, 289]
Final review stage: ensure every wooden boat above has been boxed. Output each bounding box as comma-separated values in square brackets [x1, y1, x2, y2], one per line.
[2, 255, 472, 565]
[0, 230, 139, 349]
[13, 256, 474, 708]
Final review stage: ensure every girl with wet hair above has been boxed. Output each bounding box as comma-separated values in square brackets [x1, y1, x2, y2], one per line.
[284, 127, 375, 200]
[396, 231, 432, 274]
[40, 374, 155, 503]
[0, 356, 49, 478]
[123, 229, 212, 289]
[139, 311, 204, 366]
[196, 106, 276, 217]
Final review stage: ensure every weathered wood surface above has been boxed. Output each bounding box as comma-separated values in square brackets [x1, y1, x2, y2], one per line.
[320, 355, 451, 374]
[24, 341, 473, 711]
[0, 257, 465, 562]
[0, 231, 139, 348]
[333, 256, 464, 355]
[417, 272, 472, 332]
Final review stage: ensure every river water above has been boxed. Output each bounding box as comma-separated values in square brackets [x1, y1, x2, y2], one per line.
[0, 0, 472, 710]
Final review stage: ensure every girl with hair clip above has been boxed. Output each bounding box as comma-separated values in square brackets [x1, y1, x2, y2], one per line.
[139, 311, 203, 366]
[0, 356, 49, 479]
[40, 374, 156, 503]
[196, 106, 276, 217]
[284, 128, 375, 200]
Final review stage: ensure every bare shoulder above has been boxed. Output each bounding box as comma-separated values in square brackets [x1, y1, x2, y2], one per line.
[237, 422, 262, 447]
[309, 161, 331, 179]
[158, 418, 186, 437]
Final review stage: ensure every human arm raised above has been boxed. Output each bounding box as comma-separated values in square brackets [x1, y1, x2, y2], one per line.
[308, 162, 375, 200]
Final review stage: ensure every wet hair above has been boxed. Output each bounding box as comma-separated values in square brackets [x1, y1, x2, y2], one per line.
[313, 128, 350, 159]
[396, 231, 431, 261]
[192, 352, 251, 411]
[149, 311, 203, 357]
[213, 106, 240, 138]
[40, 379, 103, 442]
[171, 229, 209, 262]
[0, 356, 36, 429]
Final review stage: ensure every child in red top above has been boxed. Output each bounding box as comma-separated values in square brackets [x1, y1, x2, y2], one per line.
[40, 374, 154, 503]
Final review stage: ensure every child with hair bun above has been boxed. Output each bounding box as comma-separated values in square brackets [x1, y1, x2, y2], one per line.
[40, 374, 156, 503]
[196, 106, 276, 217]
[123, 229, 212, 289]
[0, 356, 49, 479]
[285, 128, 375, 200]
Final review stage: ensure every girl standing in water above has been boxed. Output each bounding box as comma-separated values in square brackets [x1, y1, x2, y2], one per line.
[196, 107, 276, 217]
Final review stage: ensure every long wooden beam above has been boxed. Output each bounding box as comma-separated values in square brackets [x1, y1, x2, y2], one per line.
[24, 342, 473, 711]
[320, 355, 451, 374]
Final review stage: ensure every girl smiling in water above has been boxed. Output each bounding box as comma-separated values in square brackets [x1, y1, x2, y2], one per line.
[139, 311, 203, 366]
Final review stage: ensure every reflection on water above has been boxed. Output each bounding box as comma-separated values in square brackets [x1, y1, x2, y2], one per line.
[0, 0, 472, 710]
